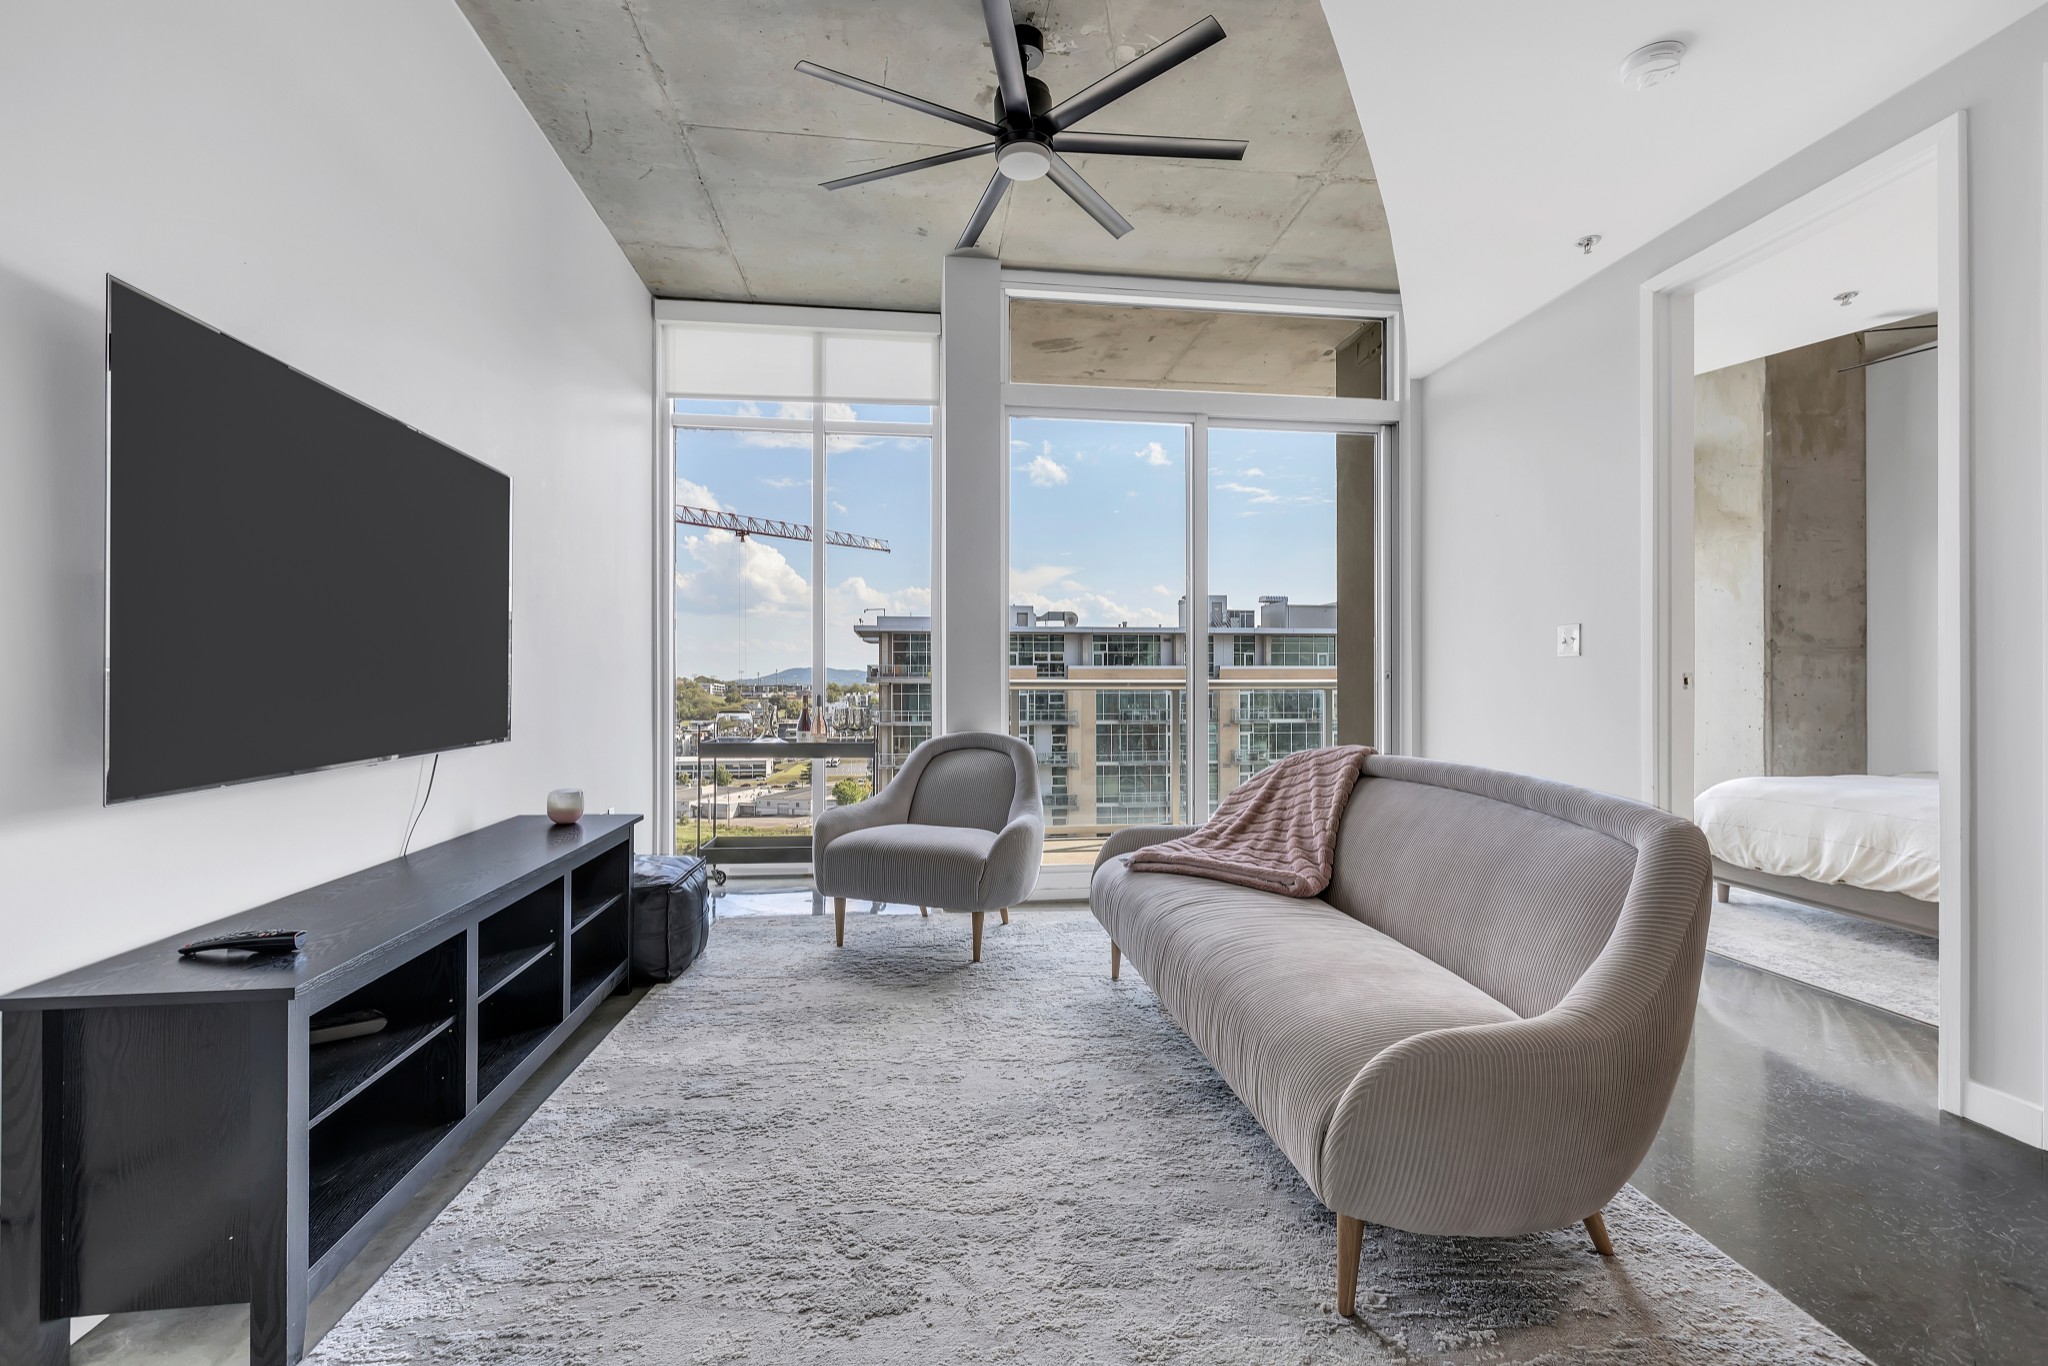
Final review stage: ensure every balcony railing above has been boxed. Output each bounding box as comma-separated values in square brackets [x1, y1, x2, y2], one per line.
[1031, 661, 1068, 679]
[1034, 752, 1073, 769]
[1016, 709, 1079, 726]
[873, 712, 934, 726]
[1095, 752, 1175, 767]
[869, 663, 932, 680]
[1043, 793, 1080, 811]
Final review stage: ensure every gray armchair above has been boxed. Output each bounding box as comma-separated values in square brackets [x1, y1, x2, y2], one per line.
[815, 732, 1044, 961]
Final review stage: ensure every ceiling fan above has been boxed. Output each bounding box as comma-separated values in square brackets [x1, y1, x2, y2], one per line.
[797, 1, 1246, 249]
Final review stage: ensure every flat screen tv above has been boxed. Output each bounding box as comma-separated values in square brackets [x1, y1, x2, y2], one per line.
[104, 278, 511, 803]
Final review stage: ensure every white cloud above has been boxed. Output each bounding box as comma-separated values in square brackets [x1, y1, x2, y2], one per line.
[1136, 441, 1172, 467]
[672, 534, 810, 616]
[1243, 466, 1266, 477]
[1024, 453, 1069, 487]
[761, 475, 804, 489]
[1010, 438, 1030, 452]
[1008, 563, 1150, 627]
[675, 477, 727, 511]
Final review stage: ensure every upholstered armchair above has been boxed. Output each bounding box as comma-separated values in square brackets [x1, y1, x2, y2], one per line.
[814, 732, 1044, 962]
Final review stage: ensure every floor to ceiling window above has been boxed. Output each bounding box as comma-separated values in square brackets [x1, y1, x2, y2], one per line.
[1004, 279, 1399, 873]
[662, 316, 936, 857]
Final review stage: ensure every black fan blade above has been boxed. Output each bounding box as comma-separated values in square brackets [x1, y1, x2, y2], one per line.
[1044, 151, 1133, 239]
[1049, 132, 1247, 160]
[981, 0, 1030, 122]
[956, 169, 1013, 249]
[797, 61, 999, 135]
[823, 142, 995, 190]
[1046, 16, 1227, 131]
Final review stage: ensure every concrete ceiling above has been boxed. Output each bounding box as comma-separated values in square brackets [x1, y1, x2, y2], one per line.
[1694, 161, 1937, 374]
[454, 0, 1395, 309]
[1322, 0, 2044, 374]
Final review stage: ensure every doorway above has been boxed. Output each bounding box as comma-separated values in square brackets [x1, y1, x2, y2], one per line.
[1640, 117, 1969, 1116]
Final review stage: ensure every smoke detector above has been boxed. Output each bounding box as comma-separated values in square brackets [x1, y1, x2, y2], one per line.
[1618, 40, 1686, 91]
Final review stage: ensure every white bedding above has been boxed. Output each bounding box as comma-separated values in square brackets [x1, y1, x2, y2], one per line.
[1693, 774, 1940, 903]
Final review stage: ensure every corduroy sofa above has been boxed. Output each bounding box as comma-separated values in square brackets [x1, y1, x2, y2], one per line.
[1090, 755, 1712, 1315]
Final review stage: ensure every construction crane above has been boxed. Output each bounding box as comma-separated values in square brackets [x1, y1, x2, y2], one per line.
[674, 505, 889, 552]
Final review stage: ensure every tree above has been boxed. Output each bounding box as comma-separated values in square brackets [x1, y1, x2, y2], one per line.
[831, 777, 870, 807]
[674, 675, 725, 722]
[712, 765, 734, 787]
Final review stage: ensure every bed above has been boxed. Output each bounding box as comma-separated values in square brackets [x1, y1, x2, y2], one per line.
[1693, 773, 1939, 936]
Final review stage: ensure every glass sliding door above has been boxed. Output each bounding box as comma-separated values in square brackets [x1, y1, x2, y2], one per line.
[1202, 427, 1375, 812]
[1008, 416, 1190, 864]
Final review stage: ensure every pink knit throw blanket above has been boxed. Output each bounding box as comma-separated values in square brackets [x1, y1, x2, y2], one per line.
[1127, 745, 1376, 897]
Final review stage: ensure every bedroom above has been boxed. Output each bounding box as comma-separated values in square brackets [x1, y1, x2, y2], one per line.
[1689, 153, 1941, 1023]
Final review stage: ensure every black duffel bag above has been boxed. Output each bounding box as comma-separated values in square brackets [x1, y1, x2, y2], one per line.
[630, 854, 711, 983]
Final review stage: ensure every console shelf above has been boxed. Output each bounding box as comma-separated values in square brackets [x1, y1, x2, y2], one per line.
[308, 1016, 457, 1128]
[477, 941, 555, 1002]
[571, 891, 622, 934]
[0, 813, 641, 1366]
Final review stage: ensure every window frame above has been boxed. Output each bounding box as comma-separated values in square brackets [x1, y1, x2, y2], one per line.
[655, 303, 939, 858]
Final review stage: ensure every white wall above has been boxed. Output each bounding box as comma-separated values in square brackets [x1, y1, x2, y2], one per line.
[1411, 14, 2047, 1127]
[0, 0, 655, 995]
[1866, 347, 1941, 775]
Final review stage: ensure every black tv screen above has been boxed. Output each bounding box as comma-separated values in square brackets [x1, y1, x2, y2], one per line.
[104, 278, 511, 803]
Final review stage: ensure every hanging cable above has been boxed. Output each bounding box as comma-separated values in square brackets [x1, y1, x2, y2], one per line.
[402, 753, 440, 857]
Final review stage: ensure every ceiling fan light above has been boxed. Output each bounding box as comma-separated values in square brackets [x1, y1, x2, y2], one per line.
[996, 142, 1052, 181]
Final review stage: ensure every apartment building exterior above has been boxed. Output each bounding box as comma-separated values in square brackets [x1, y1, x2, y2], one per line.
[854, 594, 1340, 833]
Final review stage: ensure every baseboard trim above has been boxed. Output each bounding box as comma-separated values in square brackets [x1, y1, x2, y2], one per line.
[1961, 1079, 2045, 1147]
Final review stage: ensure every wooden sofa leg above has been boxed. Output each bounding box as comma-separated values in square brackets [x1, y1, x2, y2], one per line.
[999, 907, 1009, 925]
[834, 896, 845, 948]
[1714, 881, 1730, 904]
[1336, 1214, 1363, 1317]
[1110, 941, 1121, 980]
[972, 910, 984, 962]
[1584, 1210, 1616, 1257]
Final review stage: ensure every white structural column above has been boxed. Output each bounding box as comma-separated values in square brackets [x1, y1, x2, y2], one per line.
[939, 251, 1007, 733]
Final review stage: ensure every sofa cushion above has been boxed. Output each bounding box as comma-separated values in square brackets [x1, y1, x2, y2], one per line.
[1324, 763, 1641, 1018]
[906, 747, 1017, 832]
[821, 822, 999, 911]
[1094, 854, 1519, 1199]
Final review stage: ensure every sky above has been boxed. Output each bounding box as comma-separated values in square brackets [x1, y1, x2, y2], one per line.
[673, 414, 1348, 682]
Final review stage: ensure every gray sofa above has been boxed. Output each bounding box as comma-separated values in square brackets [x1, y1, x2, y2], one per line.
[1090, 755, 1712, 1316]
[816, 732, 1043, 961]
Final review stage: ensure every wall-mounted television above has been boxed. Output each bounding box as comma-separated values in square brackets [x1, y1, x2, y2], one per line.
[104, 278, 511, 803]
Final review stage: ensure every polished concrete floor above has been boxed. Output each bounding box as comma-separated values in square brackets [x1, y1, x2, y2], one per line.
[70, 934, 2048, 1364]
[1635, 954, 2048, 1366]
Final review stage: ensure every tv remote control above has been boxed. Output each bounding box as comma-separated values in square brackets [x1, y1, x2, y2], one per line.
[178, 929, 307, 957]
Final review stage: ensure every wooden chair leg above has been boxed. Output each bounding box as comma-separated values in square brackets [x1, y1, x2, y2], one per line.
[1714, 881, 1731, 904]
[999, 907, 1009, 925]
[1584, 1210, 1616, 1257]
[834, 896, 845, 948]
[971, 910, 984, 962]
[1110, 941, 1121, 980]
[1336, 1214, 1363, 1317]
[919, 904, 928, 917]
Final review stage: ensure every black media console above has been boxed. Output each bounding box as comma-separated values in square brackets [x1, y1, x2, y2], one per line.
[0, 814, 640, 1366]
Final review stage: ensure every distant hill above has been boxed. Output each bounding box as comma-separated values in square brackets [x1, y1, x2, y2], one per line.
[737, 667, 869, 687]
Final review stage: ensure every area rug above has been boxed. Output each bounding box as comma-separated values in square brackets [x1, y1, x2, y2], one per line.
[308, 912, 1865, 1365]
[1707, 889, 1938, 1024]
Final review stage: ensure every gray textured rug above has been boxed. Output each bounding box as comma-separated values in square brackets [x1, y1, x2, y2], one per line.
[1707, 889, 1938, 1024]
[309, 912, 1865, 1365]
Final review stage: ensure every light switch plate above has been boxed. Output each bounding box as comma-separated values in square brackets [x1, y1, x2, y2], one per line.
[1557, 624, 1582, 657]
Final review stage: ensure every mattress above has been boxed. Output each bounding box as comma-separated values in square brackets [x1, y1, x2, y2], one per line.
[1693, 774, 1940, 903]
